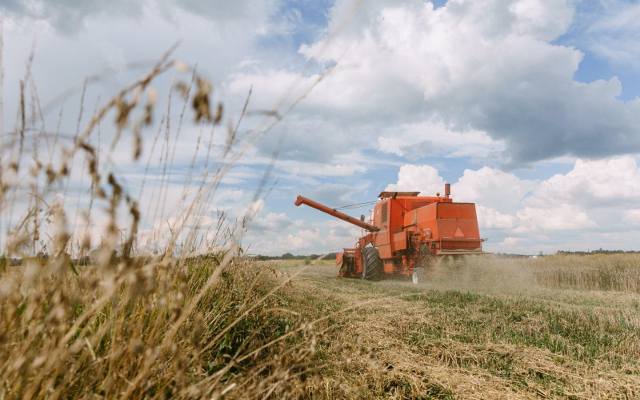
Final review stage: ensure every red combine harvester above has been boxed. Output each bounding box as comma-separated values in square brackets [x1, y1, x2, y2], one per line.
[294, 184, 483, 283]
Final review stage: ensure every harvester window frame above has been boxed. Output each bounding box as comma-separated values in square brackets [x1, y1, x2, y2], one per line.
[381, 201, 388, 224]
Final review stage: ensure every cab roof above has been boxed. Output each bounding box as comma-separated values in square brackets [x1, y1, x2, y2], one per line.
[378, 191, 420, 198]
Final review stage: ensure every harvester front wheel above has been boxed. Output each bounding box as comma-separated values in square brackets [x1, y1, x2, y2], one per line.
[361, 246, 383, 280]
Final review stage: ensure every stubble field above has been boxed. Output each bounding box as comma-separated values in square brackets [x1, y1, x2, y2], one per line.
[273, 254, 640, 399]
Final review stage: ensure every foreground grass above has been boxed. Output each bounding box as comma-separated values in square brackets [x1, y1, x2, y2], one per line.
[0, 49, 337, 399]
[2, 254, 639, 399]
[276, 255, 640, 399]
[0, 258, 328, 399]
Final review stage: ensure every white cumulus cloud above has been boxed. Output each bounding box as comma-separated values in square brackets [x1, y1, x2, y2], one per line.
[236, 0, 640, 166]
[385, 165, 445, 195]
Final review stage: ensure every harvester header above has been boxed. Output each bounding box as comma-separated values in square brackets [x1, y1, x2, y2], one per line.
[294, 184, 483, 283]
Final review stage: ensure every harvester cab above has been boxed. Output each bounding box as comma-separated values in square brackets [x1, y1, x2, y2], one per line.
[294, 184, 483, 283]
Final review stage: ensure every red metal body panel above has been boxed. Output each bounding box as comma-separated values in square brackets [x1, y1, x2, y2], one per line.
[296, 185, 483, 280]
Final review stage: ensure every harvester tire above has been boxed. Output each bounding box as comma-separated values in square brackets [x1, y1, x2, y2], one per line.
[361, 246, 383, 280]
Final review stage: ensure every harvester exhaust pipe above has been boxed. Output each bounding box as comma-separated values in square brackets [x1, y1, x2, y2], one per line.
[445, 183, 451, 199]
[295, 195, 380, 232]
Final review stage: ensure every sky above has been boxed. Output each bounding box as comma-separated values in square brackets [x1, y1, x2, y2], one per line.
[2, 0, 640, 256]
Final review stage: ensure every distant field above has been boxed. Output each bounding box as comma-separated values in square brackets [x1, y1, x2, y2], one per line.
[272, 254, 640, 399]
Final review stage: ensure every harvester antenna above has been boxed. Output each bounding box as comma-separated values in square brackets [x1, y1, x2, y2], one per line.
[334, 200, 377, 210]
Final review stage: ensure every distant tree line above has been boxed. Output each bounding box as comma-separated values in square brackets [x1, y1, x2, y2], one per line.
[5, 248, 635, 270]
[556, 249, 640, 255]
[250, 252, 338, 261]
